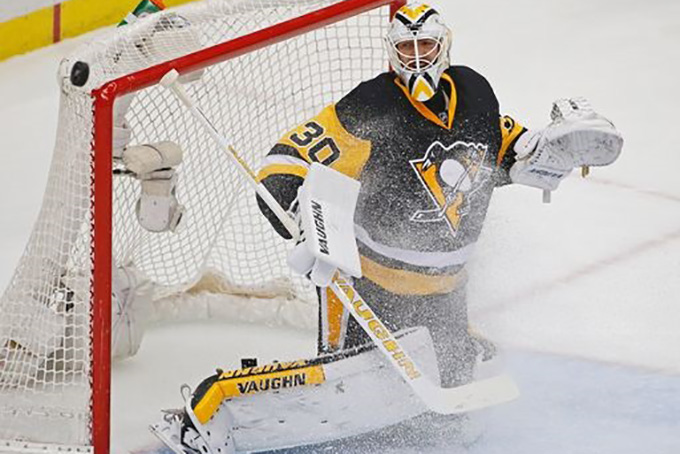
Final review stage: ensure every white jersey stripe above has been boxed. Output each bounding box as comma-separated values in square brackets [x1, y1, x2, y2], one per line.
[260, 154, 310, 169]
[355, 224, 474, 269]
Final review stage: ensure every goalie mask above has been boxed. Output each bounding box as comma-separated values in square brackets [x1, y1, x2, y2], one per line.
[386, 3, 452, 102]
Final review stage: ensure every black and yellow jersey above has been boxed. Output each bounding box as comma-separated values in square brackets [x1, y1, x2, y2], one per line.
[257, 65, 525, 294]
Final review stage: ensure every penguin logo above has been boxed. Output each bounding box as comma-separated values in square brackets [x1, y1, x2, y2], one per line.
[409, 141, 491, 237]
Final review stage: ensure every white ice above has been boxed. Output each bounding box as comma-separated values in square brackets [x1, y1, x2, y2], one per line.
[0, 0, 679, 453]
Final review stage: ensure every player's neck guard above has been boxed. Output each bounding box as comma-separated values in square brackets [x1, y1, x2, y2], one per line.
[386, 2, 452, 102]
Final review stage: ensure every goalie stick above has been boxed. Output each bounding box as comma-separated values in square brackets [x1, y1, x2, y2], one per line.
[159, 69, 519, 415]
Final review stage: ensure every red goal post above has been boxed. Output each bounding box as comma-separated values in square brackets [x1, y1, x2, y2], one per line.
[88, 1, 406, 453]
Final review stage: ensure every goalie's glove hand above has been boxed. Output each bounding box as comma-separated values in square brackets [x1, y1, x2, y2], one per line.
[510, 97, 623, 191]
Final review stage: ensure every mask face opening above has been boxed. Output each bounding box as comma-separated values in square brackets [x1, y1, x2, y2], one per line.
[394, 38, 442, 72]
[387, 32, 449, 76]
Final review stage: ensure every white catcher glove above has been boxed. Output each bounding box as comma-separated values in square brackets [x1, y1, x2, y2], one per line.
[287, 163, 363, 288]
[510, 97, 623, 191]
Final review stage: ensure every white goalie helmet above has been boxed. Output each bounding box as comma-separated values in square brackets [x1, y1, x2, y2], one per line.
[386, 2, 452, 102]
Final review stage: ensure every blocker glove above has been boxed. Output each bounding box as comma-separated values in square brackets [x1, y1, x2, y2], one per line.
[286, 163, 363, 288]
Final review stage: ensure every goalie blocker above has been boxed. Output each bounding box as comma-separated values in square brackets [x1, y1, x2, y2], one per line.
[287, 163, 363, 287]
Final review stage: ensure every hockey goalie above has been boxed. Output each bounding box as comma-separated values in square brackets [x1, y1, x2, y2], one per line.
[151, 3, 623, 453]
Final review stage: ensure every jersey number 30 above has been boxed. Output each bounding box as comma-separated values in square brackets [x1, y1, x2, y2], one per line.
[290, 122, 341, 166]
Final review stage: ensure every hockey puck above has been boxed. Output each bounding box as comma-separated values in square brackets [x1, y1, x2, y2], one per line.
[241, 358, 258, 368]
[70, 61, 90, 87]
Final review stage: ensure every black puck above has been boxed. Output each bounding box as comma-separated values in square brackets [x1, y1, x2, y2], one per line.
[241, 358, 258, 368]
[70, 61, 90, 87]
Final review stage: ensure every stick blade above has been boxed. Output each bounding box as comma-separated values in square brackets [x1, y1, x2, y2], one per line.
[419, 374, 520, 415]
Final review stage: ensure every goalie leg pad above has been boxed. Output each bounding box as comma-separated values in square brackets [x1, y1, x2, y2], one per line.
[180, 384, 236, 454]
[150, 409, 234, 454]
[152, 327, 439, 453]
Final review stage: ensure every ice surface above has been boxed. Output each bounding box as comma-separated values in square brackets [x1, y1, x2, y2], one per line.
[0, 0, 679, 453]
[259, 350, 680, 454]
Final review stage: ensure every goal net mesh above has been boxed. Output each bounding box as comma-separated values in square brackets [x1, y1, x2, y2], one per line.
[0, 0, 392, 447]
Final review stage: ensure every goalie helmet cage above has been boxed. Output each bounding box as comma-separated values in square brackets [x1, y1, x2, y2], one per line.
[0, 0, 406, 453]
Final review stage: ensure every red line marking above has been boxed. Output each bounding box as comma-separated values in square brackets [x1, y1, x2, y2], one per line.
[53, 3, 61, 44]
[475, 227, 680, 317]
[474, 178, 680, 317]
[498, 342, 680, 376]
[588, 176, 680, 204]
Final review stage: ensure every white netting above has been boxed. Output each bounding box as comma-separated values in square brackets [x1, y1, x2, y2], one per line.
[0, 0, 392, 448]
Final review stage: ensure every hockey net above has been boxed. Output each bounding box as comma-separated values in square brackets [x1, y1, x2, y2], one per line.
[0, 0, 402, 452]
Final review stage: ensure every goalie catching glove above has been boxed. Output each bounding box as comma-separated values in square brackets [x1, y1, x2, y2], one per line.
[287, 163, 363, 287]
[510, 97, 623, 191]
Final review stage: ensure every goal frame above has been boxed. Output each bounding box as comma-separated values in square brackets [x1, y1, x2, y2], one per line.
[89, 0, 405, 452]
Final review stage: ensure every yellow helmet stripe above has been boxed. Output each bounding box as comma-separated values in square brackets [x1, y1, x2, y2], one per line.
[397, 3, 433, 22]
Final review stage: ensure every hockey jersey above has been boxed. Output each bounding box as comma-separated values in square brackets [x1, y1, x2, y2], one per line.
[257, 66, 525, 296]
